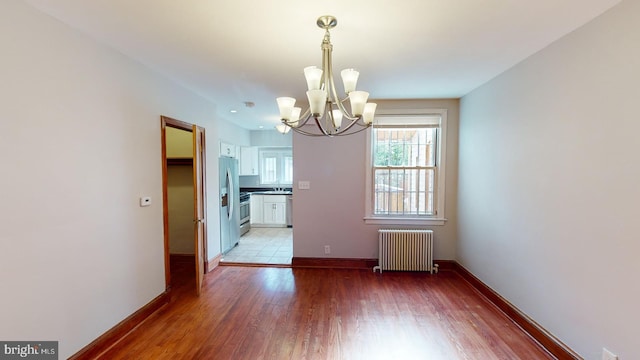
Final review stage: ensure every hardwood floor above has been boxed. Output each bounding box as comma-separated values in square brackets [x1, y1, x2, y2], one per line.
[98, 262, 554, 359]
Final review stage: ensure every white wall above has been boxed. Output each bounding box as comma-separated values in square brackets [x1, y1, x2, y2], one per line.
[458, 0, 639, 358]
[250, 129, 292, 147]
[293, 99, 459, 260]
[0, 1, 246, 357]
[218, 116, 251, 148]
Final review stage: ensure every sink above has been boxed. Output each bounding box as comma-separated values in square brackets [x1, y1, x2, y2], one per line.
[260, 190, 292, 195]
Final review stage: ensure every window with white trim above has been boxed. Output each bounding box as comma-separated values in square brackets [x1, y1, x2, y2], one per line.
[365, 110, 447, 225]
[259, 148, 293, 186]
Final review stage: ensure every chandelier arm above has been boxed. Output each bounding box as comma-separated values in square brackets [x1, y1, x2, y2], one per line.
[321, 29, 332, 99]
[299, 106, 311, 119]
[282, 108, 312, 127]
[289, 127, 330, 136]
[331, 96, 358, 121]
[285, 108, 369, 136]
[326, 103, 334, 126]
[332, 124, 371, 136]
[288, 120, 370, 137]
[314, 115, 334, 136]
[289, 119, 334, 136]
[323, 35, 358, 122]
[324, 44, 338, 109]
[291, 124, 369, 137]
[332, 116, 362, 134]
[284, 115, 311, 128]
[333, 96, 358, 121]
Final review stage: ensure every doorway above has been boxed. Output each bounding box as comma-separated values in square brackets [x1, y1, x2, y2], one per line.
[161, 116, 207, 295]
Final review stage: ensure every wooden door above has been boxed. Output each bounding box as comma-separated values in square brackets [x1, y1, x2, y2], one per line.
[192, 125, 206, 295]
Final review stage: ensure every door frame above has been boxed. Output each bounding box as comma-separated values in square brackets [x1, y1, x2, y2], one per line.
[192, 124, 206, 295]
[160, 116, 208, 291]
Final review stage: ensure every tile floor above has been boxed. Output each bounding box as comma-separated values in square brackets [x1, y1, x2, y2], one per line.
[221, 227, 292, 265]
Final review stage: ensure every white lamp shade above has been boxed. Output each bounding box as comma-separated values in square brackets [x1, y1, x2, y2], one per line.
[331, 109, 343, 128]
[276, 124, 291, 134]
[349, 91, 369, 116]
[289, 107, 302, 127]
[340, 68, 359, 94]
[362, 102, 377, 124]
[304, 66, 323, 91]
[306, 89, 327, 116]
[276, 97, 296, 120]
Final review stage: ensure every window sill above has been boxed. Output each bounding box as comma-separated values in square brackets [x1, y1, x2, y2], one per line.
[363, 217, 447, 226]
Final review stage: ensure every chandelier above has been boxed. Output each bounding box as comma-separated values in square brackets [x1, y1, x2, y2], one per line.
[276, 15, 377, 136]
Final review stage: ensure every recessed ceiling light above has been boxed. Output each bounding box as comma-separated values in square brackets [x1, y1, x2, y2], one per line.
[259, 126, 264, 129]
[230, 110, 238, 113]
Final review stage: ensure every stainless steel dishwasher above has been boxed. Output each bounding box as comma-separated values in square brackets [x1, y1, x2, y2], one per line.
[286, 194, 293, 227]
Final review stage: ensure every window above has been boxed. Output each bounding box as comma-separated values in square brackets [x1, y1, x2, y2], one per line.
[259, 148, 293, 186]
[365, 110, 447, 225]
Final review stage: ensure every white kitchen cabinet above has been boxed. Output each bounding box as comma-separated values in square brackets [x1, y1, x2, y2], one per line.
[250, 194, 263, 224]
[263, 202, 286, 225]
[220, 141, 237, 158]
[240, 147, 259, 175]
[251, 194, 287, 227]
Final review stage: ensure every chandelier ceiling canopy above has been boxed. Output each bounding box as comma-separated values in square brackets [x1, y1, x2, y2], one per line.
[276, 16, 376, 137]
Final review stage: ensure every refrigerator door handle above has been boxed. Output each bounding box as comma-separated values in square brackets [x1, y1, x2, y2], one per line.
[227, 168, 234, 220]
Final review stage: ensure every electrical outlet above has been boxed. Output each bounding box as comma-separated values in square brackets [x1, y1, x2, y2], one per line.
[324, 245, 331, 254]
[602, 348, 618, 360]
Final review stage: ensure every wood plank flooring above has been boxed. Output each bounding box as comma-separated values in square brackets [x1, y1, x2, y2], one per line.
[98, 261, 554, 359]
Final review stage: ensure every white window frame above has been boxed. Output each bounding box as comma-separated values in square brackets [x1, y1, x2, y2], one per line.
[259, 148, 293, 186]
[364, 109, 447, 226]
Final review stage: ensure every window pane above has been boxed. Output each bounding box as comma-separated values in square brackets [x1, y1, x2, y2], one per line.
[367, 113, 445, 222]
[373, 127, 437, 216]
[259, 149, 293, 185]
[261, 156, 277, 184]
[373, 128, 436, 167]
[373, 168, 435, 215]
[283, 155, 293, 184]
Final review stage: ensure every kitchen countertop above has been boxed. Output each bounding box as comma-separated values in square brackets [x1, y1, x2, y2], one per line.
[251, 191, 292, 195]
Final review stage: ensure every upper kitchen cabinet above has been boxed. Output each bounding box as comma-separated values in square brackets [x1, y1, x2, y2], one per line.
[240, 146, 259, 176]
[220, 141, 237, 158]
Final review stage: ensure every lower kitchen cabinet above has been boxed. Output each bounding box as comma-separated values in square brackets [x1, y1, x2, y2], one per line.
[263, 201, 286, 225]
[250, 194, 263, 224]
[250, 194, 287, 227]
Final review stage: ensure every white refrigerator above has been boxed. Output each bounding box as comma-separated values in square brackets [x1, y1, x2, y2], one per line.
[219, 156, 240, 254]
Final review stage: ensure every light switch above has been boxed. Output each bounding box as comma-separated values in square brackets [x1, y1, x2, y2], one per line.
[298, 181, 310, 190]
[140, 196, 152, 207]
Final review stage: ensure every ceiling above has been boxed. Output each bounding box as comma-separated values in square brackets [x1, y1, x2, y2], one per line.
[24, 0, 621, 130]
